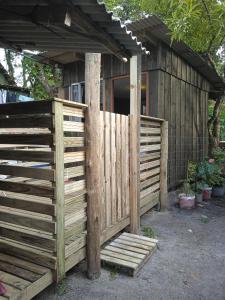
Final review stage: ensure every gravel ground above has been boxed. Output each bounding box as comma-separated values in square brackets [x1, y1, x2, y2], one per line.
[37, 194, 225, 300]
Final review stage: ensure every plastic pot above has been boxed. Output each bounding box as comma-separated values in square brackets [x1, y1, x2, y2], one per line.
[179, 195, 195, 209]
[203, 187, 212, 201]
[196, 193, 203, 203]
[212, 186, 225, 198]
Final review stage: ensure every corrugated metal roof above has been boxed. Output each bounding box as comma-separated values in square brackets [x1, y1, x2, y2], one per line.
[128, 16, 225, 93]
[0, 0, 149, 60]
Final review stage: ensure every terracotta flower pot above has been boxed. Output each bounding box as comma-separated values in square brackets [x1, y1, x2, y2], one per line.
[203, 187, 212, 201]
[179, 195, 195, 209]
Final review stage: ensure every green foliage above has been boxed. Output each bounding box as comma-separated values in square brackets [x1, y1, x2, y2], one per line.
[209, 101, 225, 141]
[22, 56, 62, 100]
[141, 0, 225, 72]
[103, 0, 143, 21]
[197, 160, 223, 187]
[143, 226, 155, 238]
[213, 147, 225, 163]
[187, 161, 197, 183]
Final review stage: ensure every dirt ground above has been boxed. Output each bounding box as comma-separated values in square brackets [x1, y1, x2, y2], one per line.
[37, 194, 225, 300]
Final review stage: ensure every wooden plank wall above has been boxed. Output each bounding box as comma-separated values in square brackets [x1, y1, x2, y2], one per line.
[62, 101, 87, 272]
[99, 111, 130, 244]
[140, 116, 162, 214]
[0, 101, 57, 270]
[157, 46, 210, 187]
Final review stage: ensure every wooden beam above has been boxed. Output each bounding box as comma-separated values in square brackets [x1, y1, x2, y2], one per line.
[129, 54, 141, 234]
[85, 53, 101, 280]
[160, 121, 168, 210]
[53, 100, 65, 282]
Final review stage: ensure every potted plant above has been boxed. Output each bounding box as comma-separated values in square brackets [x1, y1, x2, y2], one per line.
[179, 180, 195, 209]
[211, 173, 225, 197]
[193, 181, 206, 203]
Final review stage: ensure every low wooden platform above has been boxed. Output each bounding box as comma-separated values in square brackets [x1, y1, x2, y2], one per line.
[0, 253, 53, 300]
[100, 232, 158, 276]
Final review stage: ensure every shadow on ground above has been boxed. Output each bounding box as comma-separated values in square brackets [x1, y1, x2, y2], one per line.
[36, 196, 225, 300]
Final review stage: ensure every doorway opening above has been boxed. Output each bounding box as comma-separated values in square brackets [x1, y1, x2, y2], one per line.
[112, 73, 148, 115]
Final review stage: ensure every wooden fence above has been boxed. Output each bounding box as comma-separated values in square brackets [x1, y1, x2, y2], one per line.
[0, 99, 87, 282]
[140, 116, 168, 213]
[0, 99, 168, 288]
[99, 112, 130, 243]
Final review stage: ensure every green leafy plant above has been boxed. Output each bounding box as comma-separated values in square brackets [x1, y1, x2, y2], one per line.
[143, 226, 155, 239]
[213, 147, 225, 164]
[192, 181, 207, 194]
[197, 160, 224, 187]
[187, 161, 197, 184]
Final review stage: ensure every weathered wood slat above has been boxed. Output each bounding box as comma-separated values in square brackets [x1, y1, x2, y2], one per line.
[140, 160, 160, 172]
[0, 101, 52, 115]
[140, 175, 160, 190]
[0, 134, 53, 146]
[0, 115, 52, 129]
[64, 137, 85, 148]
[0, 180, 54, 197]
[64, 151, 85, 164]
[63, 121, 84, 132]
[0, 196, 55, 215]
[140, 183, 160, 199]
[0, 164, 54, 181]
[140, 144, 161, 152]
[140, 167, 160, 181]
[0, 150, 54, 163]
[0, 226, 56, 251]
[140, 127, 161, 135]
[0, 211, 55, 233]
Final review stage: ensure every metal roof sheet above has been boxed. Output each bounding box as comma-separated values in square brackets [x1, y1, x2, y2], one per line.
[128, 16, 225, 92]
[0, 0, 149, 60]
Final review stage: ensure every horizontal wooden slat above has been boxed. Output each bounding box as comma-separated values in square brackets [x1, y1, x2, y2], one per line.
[140, 160, 160, 172]
[140, 144, 161, 152]
[140, 120, 161, 127]
[0, 134, 53, 146]
[0, 115, 52, 129]
[0, 196, 55, 215]
[63, 106, 84, 118]
[140, 183, 160, 199]
[0, 165, 54, 181]
[64, 151, 85, 164]
[141, 115, 164, 122]
[64, 166, 85, 180]
[0, 226, 56, 251]
[140, 136, 161, 143]
[0, 101, 52, 115]
[0, 240, 56, 270]
[140, 168, 160, 181]
[140, 152, 161, 163]
[64, 180, 85, 195]
[63, 121, 84, 132]
[0, 211, 55, 233]
[0, 150, 54, 163]
[64, 137, 85, 148]
[140, 175, 160, 190]
[0, 180, 54, 197]
[140, 127, 161, 135]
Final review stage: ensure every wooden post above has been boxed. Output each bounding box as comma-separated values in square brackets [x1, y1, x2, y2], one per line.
[129, 54, 141, 234]
[160, 120, 168, 210]
[53, 100, 65, 282]
[85, 53, 101, 279]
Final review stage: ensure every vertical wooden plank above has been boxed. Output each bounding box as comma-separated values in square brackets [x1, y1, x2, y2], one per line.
[125, 116, 130, 217]
[100, 111, 106, 232]
[105, 112, 111, 227]
[130, 54, 141, 234]
[53, 100, 65, 282]
[121, 115, 126, 219]
[85, 53, 101, 280]
[116, 114, 122, 221]
[160, 121, 168, 210]
[111, 113, 116, 224]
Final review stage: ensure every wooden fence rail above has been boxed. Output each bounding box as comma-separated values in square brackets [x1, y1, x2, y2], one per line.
[0, 99, 168, 292]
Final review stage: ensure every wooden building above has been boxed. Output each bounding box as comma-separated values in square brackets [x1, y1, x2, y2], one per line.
[47, 16, 224, 188]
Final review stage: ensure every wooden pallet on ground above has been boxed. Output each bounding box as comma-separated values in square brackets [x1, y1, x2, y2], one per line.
[100, 232, 158, 276]
[0, 253, 53, 300]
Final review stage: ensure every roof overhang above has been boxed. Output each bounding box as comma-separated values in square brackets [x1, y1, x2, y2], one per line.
[128, 16, 225, 96]
[0, 0, 149, 61]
